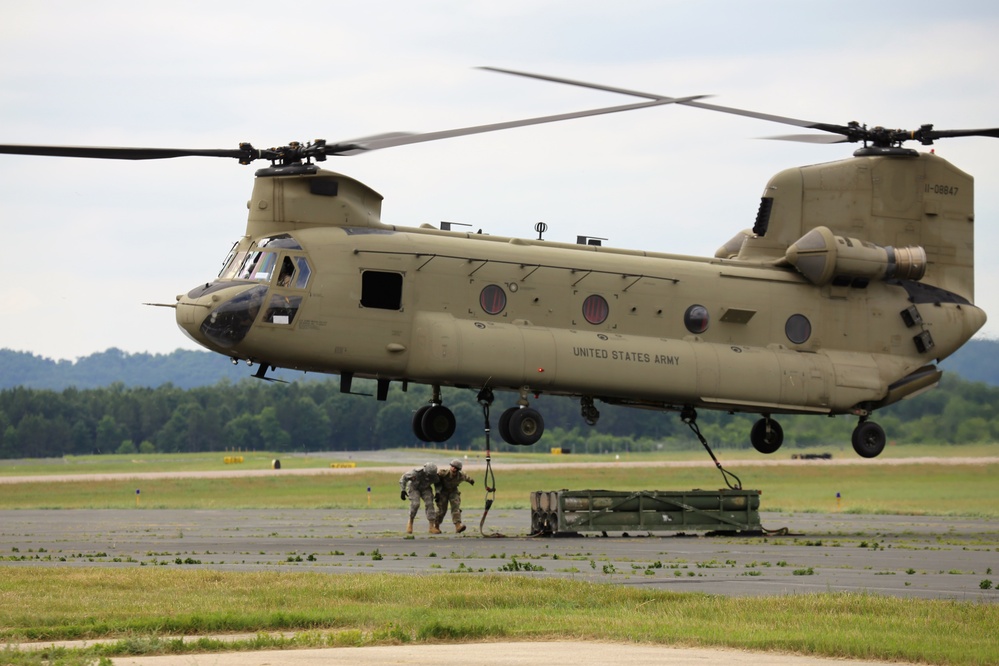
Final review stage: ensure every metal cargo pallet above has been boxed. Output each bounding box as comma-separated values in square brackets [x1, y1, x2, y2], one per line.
[530, 489, 761, 535]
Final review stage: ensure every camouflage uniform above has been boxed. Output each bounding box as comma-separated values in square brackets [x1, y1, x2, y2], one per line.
[399, 463, 439, 534]
[435, 459, 474, 533]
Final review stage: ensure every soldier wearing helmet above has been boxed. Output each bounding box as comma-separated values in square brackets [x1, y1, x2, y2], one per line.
[434, 458, 475, 533]
[399, 462, 440, 534]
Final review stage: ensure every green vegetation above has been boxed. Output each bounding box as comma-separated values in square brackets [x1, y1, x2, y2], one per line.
[0, 569, 996, 665]
[0, 450, 996, 515]
[4, 366, 999, 460]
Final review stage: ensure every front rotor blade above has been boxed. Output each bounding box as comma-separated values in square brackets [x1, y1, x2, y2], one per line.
[764, 133, 850, 144]
[327, 97, 707, 154]
[0, 144, 249, 160]
[925, 127, 999, 140]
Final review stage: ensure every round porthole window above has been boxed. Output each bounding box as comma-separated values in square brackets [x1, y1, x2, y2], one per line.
[684, 304, 709, 334]
[785, 314, 811, 344]
[582, 294, 609, 325]
[479, 284, 507, 315]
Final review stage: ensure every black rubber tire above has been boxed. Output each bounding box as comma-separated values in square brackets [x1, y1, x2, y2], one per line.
[507, 407, 545, 446]
[750, 417, 783, 454]
[421, 405, 456, 442]
[852, 421, 886, 458]
[412, 405, 432, 442]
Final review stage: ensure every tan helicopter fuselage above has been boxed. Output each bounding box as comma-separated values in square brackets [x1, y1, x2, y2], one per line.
[176, 150, 985, 436]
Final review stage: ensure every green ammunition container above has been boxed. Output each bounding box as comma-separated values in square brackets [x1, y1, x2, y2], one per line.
[530, 489, 761, 535]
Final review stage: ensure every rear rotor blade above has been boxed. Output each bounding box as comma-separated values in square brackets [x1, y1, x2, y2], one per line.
[480, 66, 831, 131]
[481, 66, 999, 148]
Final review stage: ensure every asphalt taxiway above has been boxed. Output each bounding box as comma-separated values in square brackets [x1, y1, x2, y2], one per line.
[1, 507, 996, 601]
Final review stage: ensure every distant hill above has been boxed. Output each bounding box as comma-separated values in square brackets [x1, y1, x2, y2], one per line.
[938, 338, 999, 386]
[1, 337, 997, 391]
[0, 348, 286, 390]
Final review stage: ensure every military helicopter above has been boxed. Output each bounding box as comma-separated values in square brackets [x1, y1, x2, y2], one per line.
[1, 68, 993, 459]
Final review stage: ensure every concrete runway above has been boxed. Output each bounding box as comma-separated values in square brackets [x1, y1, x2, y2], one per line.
[2, 508, 996, 600]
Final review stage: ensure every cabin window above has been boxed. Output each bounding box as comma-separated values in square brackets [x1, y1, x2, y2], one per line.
[360, 270, 403, 310]
[582, 294, 609, 325]
[785, 314, 811, 344]
[479, 284, 507, 315]
[684, 304, 709, 334]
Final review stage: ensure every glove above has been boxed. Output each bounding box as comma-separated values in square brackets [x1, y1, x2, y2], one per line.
[469, 478, 475, 485]
[400, 490, 407, 501]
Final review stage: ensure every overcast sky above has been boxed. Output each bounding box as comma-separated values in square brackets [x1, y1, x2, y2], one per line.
[2, 1, 998, 361]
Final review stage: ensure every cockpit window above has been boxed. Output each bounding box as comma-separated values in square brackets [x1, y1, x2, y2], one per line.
[235, 251, 278, 282]
[295, 257, 311, 289]
[220, 244, 311, 288]
[219, 250, 246, 279]
[263, 294, 303, 325]
[258, 234, 303, 250]
[272, 255, 312, 289]
[277, 256, 295, 287]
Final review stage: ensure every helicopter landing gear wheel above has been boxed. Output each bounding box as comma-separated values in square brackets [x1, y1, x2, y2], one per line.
[412, 405, 432, 442]
[750, 417, 783, 454]
[497, 407, 515, 444]
[498, 406, 544, 446]
[508, 407, 544, 446]
[421, 404, 456, 443]
[852, 420, 886, 458]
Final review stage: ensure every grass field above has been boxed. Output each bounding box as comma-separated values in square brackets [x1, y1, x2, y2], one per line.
[1, 569, 996, 666]
[1, 446, 997, 516]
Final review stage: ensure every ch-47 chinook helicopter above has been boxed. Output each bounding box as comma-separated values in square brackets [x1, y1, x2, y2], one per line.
[1, 68, 993, 459]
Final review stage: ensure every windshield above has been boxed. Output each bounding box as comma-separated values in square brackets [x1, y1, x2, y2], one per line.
[232, 251, 277, 282]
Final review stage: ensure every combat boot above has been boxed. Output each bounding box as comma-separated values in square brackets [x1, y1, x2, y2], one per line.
[429, 522, 441, 534]
[455, 523, 466, 534]
[406, 518, 413, 534]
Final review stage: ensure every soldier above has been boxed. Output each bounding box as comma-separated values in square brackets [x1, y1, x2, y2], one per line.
[399, 462, 440, 534]
[435, 458, 475, 533]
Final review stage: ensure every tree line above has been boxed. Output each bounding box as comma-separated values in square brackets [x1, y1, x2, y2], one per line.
[1, 372, 997, 459]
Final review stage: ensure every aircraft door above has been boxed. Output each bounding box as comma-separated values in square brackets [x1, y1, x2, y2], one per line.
[777, 351, 832, 408]
[409, 312, 459, 379]
[519, 326, 556, 387]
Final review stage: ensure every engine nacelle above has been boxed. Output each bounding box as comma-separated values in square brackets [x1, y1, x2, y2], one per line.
[784, 226, 926, 286]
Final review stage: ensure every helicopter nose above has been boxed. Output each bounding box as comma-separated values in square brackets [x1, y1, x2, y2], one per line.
[964, 303, 987, 339]
[176, 283, 269, 350]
